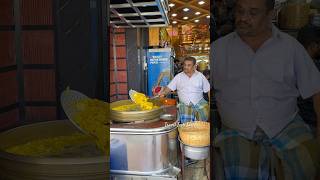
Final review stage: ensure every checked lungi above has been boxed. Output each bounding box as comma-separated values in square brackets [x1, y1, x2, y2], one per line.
[177, 98, 209, 124]
[214, 115, 320, 180]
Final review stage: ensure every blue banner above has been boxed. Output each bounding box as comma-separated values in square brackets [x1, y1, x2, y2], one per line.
[147, 48, 172, 96]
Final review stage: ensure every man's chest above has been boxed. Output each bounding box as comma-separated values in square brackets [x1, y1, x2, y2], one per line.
[214, 43, 295, 84]
[177, 76, 203, 91]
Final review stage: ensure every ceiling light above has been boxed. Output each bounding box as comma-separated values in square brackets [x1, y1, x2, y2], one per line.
[206, 15, 210, 19]
[172, 13, 177, 17]
[195, 12, 201, 15]
[172, 21, 177, 24]
[198, 1, 205, 5]
[183, 8, 190, 12]
[194, 19, 200, 23]
[169, 3, 175, 7]
[183, 16, 189, 20]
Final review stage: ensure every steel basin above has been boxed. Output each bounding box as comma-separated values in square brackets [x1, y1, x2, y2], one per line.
[179, 138, 209, 160]
[0, 120, 108, 180]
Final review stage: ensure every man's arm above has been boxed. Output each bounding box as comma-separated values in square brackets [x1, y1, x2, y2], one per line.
[159, 87, 172, 98]
[312, 92, 320, 139]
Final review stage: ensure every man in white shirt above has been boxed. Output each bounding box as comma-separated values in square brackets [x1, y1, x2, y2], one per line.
[212, 0, 320, 179]
[159, 56, 210, 123]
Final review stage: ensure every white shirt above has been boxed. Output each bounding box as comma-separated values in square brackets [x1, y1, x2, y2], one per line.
[167, 71, 210, 105]
[211, 25, 320, 138]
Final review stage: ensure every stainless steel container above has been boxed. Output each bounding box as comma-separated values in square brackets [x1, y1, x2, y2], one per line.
[179, 138, 209, 160]
[0, 120, 108, 180]
[110, 119, 178, 175]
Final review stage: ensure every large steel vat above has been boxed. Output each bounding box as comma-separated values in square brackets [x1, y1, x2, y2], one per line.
[0, 120, 108, 180]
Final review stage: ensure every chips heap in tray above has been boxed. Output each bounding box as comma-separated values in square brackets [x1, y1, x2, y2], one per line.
[73, 98, 110, 157]
[112, 91, 159, 111]
[5, 133, 95, 156]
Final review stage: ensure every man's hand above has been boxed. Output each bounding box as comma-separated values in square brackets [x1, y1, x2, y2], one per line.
[158, 87, 166, 98]
[152, 86, 162, 96]
[158, 87, 171, 98]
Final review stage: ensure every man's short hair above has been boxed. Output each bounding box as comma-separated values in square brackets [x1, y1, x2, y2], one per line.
[297, 25, 320, 48]
[184, 56, 197, 65]
[236, 0, 275, 11]
[265, 0, 275, 11]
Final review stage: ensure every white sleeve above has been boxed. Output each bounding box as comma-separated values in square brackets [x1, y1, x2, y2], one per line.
[294, 42, 320, 99]
[167, 75, 178, 91]
[202, 75, 210, 93]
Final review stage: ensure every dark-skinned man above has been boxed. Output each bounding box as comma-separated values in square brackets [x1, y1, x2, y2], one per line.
[211, 0, 320, 179]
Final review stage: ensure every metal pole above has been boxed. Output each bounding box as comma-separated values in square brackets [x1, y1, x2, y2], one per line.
[112, 28, 119, 99]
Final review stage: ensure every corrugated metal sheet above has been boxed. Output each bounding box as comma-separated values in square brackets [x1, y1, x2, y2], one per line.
[0, 0, 14, 25]
[0, 109, 19, 131]
[22, 31, 54, 64]
[24, 69, 56, 101]
[21, 0, 53, 25]
[25, 107, 56, 122]
[0, 71, 18, 107]
[0, 31, 15, 67]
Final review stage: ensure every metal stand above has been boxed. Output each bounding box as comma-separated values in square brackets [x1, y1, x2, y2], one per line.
[179, 143, 209, 180]
[110, 166, 180, 180]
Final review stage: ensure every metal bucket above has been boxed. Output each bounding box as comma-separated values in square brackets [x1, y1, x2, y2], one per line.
[0, 120, 108, 180]
[179, 138, 209, 160]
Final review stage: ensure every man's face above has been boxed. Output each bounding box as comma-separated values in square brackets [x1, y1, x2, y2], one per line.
[183, 60, 196, 74]
[234, 0, 273, 37]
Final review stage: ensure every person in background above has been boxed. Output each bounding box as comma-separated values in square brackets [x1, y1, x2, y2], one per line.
[297, 25, 320, 135]
[211, 0, 320, 179]
[159, 56, 210, 123]
[202, 69, 210, 102]
[173, 58, 182, 76]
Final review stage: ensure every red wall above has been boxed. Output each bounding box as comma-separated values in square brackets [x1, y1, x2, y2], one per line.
[109, 28, 128, 102]
[0, 0, 56, 130]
